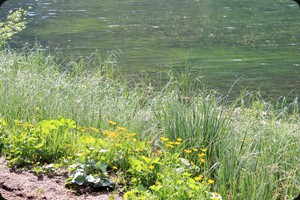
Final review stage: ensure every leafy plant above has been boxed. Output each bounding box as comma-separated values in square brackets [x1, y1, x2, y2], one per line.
[0, 8, 28, 47]
[1, 117, 79, 167]
[0, 118, 8, 152]
[67, 160, 114, 189]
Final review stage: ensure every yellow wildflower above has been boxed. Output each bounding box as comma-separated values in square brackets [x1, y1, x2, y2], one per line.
[108, 120, 117, 125]
[201, 148, 207, 152]
[198, 153, 206, 157]
[117, 126, 127, 132]
[176, 138, 182, 142]
[149, 165, 155, 170]
[208, 179, 214, 184]
[80, 128, 86, 132]
[212, 192, 220, 197]
[184, 149, 192, 154]
[200, 158, 205, 163]
[166, 144, 174, 148]
[155, 181, 162, 186]
[137, 147, 143, 152]
[132, 138, 137, 142]
[125, 133, 131, 139]
[110, 131, 117, 138]
[90, 127, 100, 132]
[115, 143, 121, 147]
[174, 141, 181, 145]
[193, 148, 198, 152]
[160, 137, 169, 142]
[194, 175, 203, 181]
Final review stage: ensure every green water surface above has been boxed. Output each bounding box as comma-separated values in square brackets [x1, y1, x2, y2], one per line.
[2, 0, 300, 98]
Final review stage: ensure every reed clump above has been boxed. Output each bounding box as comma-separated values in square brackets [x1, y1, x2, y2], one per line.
[0, 48, 299, 200]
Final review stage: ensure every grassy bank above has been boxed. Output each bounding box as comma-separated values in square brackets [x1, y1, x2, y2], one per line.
[0, 48, 299, 199]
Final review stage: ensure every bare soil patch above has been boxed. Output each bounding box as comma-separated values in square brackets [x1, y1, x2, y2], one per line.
[0, 157, 123, 200]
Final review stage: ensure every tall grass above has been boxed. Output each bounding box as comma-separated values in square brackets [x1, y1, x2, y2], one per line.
[216, 97, 300, 199]
[0, 48, 299, 199]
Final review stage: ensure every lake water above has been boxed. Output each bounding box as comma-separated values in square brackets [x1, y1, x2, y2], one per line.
[2, 0, 300, 99]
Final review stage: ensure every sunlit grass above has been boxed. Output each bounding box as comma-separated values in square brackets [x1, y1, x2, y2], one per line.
[0, 48, 299, 199]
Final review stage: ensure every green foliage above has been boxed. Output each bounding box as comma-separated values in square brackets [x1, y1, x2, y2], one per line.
[0, 8, 28, 47]
[0, 49, 299, 199]
[0, 118, 8, 151]
[67, 160, 114, 189]
[1, 117, 219, 198]
[1, 117, 79, 167]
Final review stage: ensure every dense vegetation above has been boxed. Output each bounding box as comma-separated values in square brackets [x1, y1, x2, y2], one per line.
[0, 6, 299, 200]
[0, 47, 299, 199]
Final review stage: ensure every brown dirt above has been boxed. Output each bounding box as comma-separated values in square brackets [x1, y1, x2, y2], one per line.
[0, 157, 123, 200]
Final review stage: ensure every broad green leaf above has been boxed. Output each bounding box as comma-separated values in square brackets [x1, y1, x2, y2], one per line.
[129, 157, 143, 171]
[141, 156, 150, 164]
[101, 179, 114, 187]
[33, 142, 44, 149]
[86, 174, 100, 184]
[152, 157, 160, 163]
[73, 173, 86, 185]
[137, 184, 146, 191]
[100, 161, 107, 172]
[80, 135, 96, 144]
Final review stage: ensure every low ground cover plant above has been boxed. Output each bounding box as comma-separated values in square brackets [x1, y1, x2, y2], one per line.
[0, 117, 221, 199]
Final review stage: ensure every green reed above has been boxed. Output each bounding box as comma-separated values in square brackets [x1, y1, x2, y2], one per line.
[0, 48, 299, 199]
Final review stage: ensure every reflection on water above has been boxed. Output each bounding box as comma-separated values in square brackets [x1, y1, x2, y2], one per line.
[2, 0, 300, 98]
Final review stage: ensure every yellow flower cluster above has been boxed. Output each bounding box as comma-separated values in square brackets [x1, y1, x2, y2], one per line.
[101, 121, 143, 152]
[117, 126, 127, 132]
[102, 130, 118, 138]
[194, 174, 203, 181]
[198, 148, 207, 163]
[184, 149, 192, 154]
[126, 133, 137, 139]
[160, 137, 183, 149]
[184, 148, 199, 154]
[89, 127, 100, 132]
